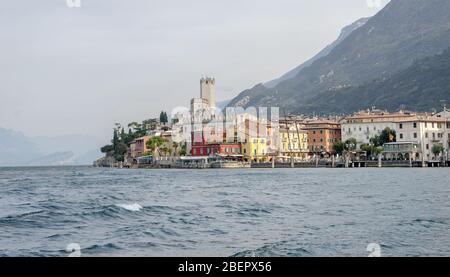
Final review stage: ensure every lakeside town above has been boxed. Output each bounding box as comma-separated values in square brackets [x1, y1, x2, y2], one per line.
[95, 77, 450, 169]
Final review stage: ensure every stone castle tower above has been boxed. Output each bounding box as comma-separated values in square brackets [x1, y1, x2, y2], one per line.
[200, 77, 216, 108]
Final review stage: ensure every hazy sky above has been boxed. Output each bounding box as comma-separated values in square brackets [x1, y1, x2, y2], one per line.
[0, 0, 389, 141]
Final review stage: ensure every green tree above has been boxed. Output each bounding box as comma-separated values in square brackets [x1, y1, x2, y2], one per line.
[146, 137, 167, 156]
[115, 142, 128, 161]
[179, 144, 187, 156]
[332, 141, 345, 155]
[100, 144, 114, 154]
[369, 135, 382, 147]
[160, 146, 170, 157]
[128, 122, 146, 137]
[112, 129, 119, 154]
[160, 111, 168, 124]
[344, 138, 357, 151]
[120, 127, 126, 141]
[380, 127, 396, 145]
[432, 144, 445, 156]
[360, 144, 383, 158]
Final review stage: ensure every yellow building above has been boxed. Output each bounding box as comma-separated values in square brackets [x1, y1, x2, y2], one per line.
[239, 118, 271, 163]
[279, 126, 308, 161]
[242, 137, 268, 163]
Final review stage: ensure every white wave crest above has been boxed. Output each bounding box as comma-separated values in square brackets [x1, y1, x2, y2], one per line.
[116, 203, 143, 212]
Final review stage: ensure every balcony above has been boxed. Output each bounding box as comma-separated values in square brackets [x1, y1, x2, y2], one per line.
[383, 142, 420, 153]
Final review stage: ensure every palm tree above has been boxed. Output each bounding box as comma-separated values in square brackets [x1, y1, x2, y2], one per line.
[146, 137, 166, 157]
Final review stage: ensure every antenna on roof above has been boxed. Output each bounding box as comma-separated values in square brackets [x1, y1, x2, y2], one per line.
[440, 99, 447, 112]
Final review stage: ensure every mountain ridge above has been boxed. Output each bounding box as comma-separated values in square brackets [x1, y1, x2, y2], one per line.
[228, 0, 450, 114]
[263, 17, 371, 89]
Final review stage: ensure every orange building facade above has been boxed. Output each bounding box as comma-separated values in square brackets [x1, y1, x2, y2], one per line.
[304, 121, 342, 155]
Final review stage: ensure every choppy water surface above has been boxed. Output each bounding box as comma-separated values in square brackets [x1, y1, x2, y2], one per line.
[0, 166, 449, 257]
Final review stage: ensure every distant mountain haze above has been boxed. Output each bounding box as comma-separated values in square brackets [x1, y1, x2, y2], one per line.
[0, 128, 103, 166]
[228, 0, 450, 114]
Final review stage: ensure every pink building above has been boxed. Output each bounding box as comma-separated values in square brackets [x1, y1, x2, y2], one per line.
[133, 136, 152, 157]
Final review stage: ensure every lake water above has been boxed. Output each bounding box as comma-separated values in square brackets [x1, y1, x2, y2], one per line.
[0, 166, 449, 257]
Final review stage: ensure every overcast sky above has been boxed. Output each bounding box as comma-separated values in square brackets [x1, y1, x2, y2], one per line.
[0, 0, 389, 141]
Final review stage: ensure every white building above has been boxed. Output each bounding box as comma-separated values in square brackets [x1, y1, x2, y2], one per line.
[394, 115, 448, 162]
[340, 110, 415, 146]
[190, 98, 210, 116]
[436, 108, 450, 154]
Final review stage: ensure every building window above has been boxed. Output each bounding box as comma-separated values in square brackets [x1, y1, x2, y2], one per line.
[432, 123, 435, 128]
[399, 134, 403, 139]
[433, 133, 436, 139]
[425, 133, 428, 138]
[437, 123, 442, 129]
[413, 123, 417, 128]
[413, 133, 417, 139]
[426, 144, 429, 150]
[399, 123, 403, 129]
